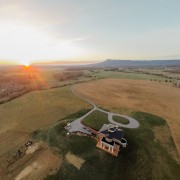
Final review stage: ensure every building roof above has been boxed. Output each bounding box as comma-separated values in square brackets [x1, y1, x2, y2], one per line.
[101, 137, 114, 146]
[99, 124, 124, 141]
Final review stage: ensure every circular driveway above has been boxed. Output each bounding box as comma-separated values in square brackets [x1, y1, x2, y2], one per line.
[67, 86, 140, 134]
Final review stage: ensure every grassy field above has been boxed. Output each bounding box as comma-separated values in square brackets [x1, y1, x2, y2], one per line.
[82, 110, 109, 130]
[91, 69, 178, 82]
[74, 79, 180, 154]
[113, 116, 130, 124]
[0, 86, 91, 179]
[1, 67, 180, 179]
[0, 86, 91, 133]
[0, 66, 96, 104]
[38, 68, 95, 87]
[32, 111, 180, 180]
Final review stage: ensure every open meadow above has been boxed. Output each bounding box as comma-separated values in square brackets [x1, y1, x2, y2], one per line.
[0, 85, 91, 179]
[0, 66, 97, 104]
[89, 68, 180, 82]
[74, 79, 180, 154]
[0, 67, 180, 179]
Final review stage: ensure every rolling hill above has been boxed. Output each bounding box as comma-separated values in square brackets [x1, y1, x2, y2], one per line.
[89, 59, 180, 67]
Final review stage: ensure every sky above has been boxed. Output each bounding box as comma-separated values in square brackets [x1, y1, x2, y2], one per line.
[0, 0, 180, 65]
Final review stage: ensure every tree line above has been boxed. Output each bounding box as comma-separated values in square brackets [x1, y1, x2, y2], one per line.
[54, 71, 84, 81]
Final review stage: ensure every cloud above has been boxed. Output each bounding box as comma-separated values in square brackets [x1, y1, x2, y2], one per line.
[0, 21, 89, 63]
[0, 0, 65, 27]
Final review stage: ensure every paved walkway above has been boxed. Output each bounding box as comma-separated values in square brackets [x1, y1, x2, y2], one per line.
[67, 86, 139, 134]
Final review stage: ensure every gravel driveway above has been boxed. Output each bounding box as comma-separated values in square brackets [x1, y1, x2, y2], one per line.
[66, 86, 139, 134]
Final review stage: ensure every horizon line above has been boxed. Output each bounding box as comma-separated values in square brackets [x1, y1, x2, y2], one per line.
[0, 58, 180, 67]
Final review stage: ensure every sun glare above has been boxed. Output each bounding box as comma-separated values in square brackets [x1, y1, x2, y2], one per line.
[24, 64, 30, 67]
[24, 62, 30, 67]
[18, 59, 31, 67]
[0, 21, 85, 64]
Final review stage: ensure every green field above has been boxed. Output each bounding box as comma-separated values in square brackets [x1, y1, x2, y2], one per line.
[113, 115, 130, 124]
[89, 69, 178, 83]
[82, 110, 109, 130]
[38, 67, 180, 84]
[33, 110, 180, 180]
[0, 86, 91, 133]
[82, 110, 131, 130]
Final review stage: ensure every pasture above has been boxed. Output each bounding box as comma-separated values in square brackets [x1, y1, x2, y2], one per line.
[0, 86, 91, 179]
[0, 86, 90, 134]
[74, 79, 180, 154]
[0, 67, 180, 179]
[91, 69, 179, 82]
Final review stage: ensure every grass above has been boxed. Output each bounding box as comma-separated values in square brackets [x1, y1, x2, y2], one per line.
[112, 116, 130, 124]
[132, 111, 166, 126]
[60, 108, 92, 121]
[74, 78, 180, 154]
[38, 68, 96, 87]
[1, 68, 180, 179]
[82, 110, 109, 130]
[0, 85, 91, 160]
[32, 110, 180, 180]
[0, 86, 91, 133]
[93, 70, 177, 82]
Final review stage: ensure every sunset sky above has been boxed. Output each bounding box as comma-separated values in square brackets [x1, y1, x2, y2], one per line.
[0, 0, 180, 65]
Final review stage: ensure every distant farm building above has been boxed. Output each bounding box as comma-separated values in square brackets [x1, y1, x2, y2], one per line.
[96, 124, 127, 156]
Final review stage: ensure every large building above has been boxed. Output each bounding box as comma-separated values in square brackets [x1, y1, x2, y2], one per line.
[96, 124, 127, 156]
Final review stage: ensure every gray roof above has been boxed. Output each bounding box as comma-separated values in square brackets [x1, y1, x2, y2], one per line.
[98, 124, 124, 141]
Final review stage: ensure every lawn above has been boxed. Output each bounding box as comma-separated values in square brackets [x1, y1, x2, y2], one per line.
[112, 115, 130, 124]
[82, 110, 109, 130]
[33, 111, 180, 180]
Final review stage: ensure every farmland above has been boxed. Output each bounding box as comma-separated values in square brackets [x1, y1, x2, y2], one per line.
[0, 66, 180, 179]
[0, 66, 95, 104]
[0, 85, 91, 150]
[0, 66, 179, 105]
[74, 78, 180, 154]
[0, 86, 91, 134]
[82, 68, 180, 82]
[0, 85, 91, 179]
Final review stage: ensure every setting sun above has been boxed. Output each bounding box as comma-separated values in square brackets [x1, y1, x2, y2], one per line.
[0, 22, 85, 65]
[20, 60, 30, 67]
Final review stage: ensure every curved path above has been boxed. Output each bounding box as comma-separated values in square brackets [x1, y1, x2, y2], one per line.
[68, 86, 139, 134]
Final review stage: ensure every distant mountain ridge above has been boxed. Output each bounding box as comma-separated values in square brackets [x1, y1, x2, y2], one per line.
[90, 59, 180, 67]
